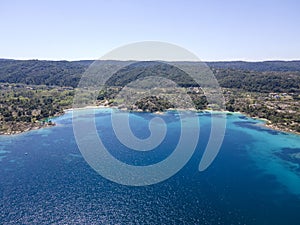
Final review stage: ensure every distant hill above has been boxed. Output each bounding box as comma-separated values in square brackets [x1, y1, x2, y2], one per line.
[207, 61, 300, 72]
[0, 59, 299, 92]
[0, 59, 86, 87]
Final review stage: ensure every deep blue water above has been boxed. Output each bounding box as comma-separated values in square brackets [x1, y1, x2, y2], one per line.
[1, 109, 300, 224]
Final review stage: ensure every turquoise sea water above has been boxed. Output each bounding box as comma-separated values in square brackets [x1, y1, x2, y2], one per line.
[0, 109, 300, 224]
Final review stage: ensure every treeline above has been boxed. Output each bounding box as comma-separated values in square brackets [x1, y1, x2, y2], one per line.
[207, 60, 300, 72]
[214, 69, 300, 93]
[105, 61, 198, 87]
[0, 59, 85, 87]
[0, 59, 299, 93]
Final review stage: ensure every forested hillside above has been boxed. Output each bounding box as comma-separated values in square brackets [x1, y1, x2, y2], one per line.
[0, 59, 299, 93]
[207, 61, 300, 72]
[0, 59, 85, 87]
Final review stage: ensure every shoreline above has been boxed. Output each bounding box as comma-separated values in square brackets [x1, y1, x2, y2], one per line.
[0, 121, 55, 136]
[237, 112, 300, 136]
[1, 106, 299, 136]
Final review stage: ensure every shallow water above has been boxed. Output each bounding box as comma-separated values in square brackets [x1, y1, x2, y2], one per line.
[0, 109, 300, 224]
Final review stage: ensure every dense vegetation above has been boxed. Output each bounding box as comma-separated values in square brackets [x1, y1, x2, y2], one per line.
[214, 69, 300, 93]
[0, 59, 299, 93]
[207, 60, 300, 72]
[0, 83, 74, 134]
[0, 59, 85, 87]
[135, 96, 175, 112]
[224, 89, 300, 132]
[105, 61, 197, 87]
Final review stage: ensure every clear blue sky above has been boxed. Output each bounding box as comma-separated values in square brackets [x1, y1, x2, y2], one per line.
[1, 0, 300, 61]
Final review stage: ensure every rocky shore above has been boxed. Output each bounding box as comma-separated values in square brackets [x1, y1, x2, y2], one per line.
[0, 121, 55, 135]
[265, 123, 300, 135]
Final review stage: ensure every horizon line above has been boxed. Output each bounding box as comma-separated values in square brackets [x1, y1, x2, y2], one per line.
[1, 57, 300, 63]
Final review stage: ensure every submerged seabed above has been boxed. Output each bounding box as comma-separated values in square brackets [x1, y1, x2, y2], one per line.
[0, 109, 300, 224]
